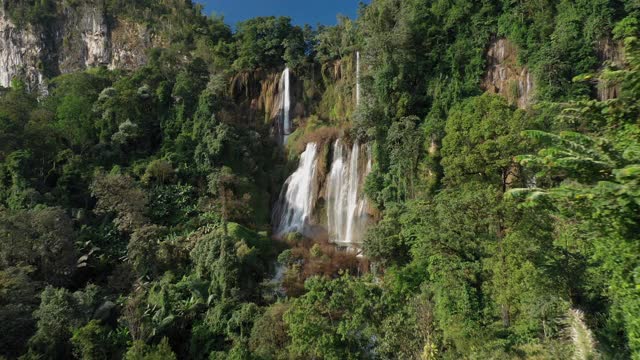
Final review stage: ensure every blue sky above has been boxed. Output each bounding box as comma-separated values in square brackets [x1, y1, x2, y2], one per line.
[198, 0, 367, 27]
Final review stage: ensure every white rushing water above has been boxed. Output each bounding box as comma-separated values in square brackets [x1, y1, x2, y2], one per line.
[273, 142, 318, 236]
[280, 67, 291, 143]
[356, 51, 361, 106]
[326, 139, 371, 246]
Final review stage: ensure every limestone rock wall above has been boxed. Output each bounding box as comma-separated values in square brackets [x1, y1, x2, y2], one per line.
[0, 2, 163, 91]
[0, 11, 42, 91]
[596, 38, 625, 101]
[482, 38, 533, 109]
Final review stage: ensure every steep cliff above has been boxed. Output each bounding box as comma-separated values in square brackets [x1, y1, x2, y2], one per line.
[228, 68, 308, 136]
[0, 1, 163, 91]
[596, 37, 625, 101]
[482, 38, 533, 109]
[0, 10, 42, 91]
[482, 37, 627, 106]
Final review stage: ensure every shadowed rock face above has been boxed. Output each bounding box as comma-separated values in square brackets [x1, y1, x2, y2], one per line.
[481, 37, 626, 106]
[228, 68, 307, 131]
[0, 3, 162, 91]
[596, 37, 625, 101]
[482, 38, 533, 109]
[59, 4, 111, 70]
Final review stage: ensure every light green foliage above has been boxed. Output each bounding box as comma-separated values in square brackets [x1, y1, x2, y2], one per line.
[125, 338, 177, 360]
[48, 71, 110, 141]
[190, 224, 240, 301]
[408, 184, 498, 353]
[441, 94, 530, 188]
[374, 286, 439, 359]
[111, 119, 140, 146]
[141, 273, 210, 344]
[498, 0, 611, 99]
[505, 33, 640, 357]
[71, 320, 119, 360]
[284, 275, 382, 359]
[227, 302, 260, 342]
[385, 116, 426, 201]
[233, 17, 307, 70]
[194, 120, 234, 172]
[27, 287, 80, 359]
[363, 203, 410, 267]
[315, 16, 358, 64]
[142, 159, 175, 186]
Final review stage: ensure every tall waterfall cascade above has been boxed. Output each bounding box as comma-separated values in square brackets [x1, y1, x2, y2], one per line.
[356, 51, 361, 106]
[273, 143, 319, 236]
[326, 140, 371, 246]
[280, 67, 292, 143]
[273, 139, 372, 247]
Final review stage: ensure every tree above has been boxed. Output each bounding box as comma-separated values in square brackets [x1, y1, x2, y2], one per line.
[124, 338, 177, 360]
[172, 58, 209, 120]
[284, 275, 382, 360]
[71, 320, 117, 360]
[406, 183, 498, 355]
[315, 16, 358, 64]
[507, 33, 640, 357]
[0, 89, 37, 161]
[193, 121, 238, 173]
[249, 303, 291, 359]
[510, 126, 640, 355]
[142, 159, 175, 186]
[128, 224, 165, 277]
[0, 207, 76, 285]
[91, 172, 148, 233]
[441, 94, 531, 190]
[27, 286, 98, 359]
[233, 17, 305, 70]
[363, 203, 410, 267]
[0, 266, 41, 358]
[47, 72, 110, 151]
[227, 302, 260, 342]
[190, 225, 240, 301]
[206, 167, 253, 229]
[385, 115, 425, 201]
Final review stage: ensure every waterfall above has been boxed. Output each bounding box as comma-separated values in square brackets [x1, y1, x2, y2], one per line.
[272, 139, 373, 247]
[356, 51, 361, 106]
[326, 139, 371, 246]
[273, 142, 319, 237]
[280, 67, 291, 143]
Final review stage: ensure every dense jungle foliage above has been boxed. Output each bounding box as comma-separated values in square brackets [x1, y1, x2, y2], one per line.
[1, 0, 640, 359]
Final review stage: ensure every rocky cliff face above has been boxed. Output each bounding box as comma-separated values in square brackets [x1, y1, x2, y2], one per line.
[482, 38, 533, 109]
[0, 2, 163, 91]
[482, 37, 626, 106]
[596, 38, 625, 101]
[0, 11, 42, 91]
[228, 69, 306, 130]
